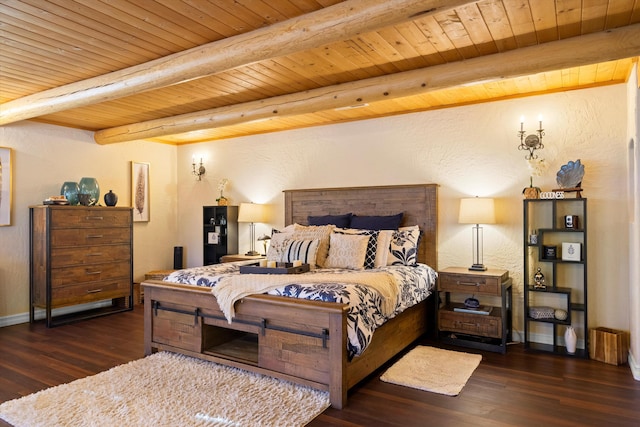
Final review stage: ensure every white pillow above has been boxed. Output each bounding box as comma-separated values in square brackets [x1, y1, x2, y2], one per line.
[387, 226, 421, 266]
[266, 232, 294, 261]
[324, 233, 369, 270]
[375, 230, 393, 267]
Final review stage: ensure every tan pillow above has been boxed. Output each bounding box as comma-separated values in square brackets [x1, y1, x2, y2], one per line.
[324, 233, 369, 269]
[292, 225, 335, 267]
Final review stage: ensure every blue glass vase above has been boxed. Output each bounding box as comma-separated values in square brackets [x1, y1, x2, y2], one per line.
[60, 181, 79, 205]
[78, 177, 100, 202]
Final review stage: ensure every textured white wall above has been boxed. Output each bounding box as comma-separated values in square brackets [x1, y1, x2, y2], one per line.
[626, 65, 640, 379]
[177, 84, 630, 339]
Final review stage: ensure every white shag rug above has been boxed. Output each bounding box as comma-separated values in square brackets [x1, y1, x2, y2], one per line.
[380, 346, 482, 396]
[0, 352, 330, 427]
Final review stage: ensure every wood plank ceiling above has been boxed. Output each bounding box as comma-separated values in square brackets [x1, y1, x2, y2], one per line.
[1, 0, 639, 145]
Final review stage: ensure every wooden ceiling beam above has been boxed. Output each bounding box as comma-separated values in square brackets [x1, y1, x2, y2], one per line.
[94, 24, 640, 145]
[0, 0, 474, 125]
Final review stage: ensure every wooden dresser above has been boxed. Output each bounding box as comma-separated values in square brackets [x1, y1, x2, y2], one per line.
[30, 205, 133, 327]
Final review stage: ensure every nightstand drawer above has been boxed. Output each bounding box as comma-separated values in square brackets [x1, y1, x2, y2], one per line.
[439, 310, 502, 338]
[438, 273, 501, 294]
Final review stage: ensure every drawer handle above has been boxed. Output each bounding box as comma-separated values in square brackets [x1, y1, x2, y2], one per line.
[87, 235, 104, 239]
[85, 270, 102, 275]
[86, 289, 103, 294]
[457, 280, 482, 287]
[458, 322, 479, 327]
[85, 216, 104, 220]
[88, 253, 103, 257]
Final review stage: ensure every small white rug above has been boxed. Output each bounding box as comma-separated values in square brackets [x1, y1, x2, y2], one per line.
[380, 346, 481, 396]
[0, 352, 330, 427]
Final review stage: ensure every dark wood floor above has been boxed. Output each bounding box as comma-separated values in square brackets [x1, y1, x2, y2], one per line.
[1, 305, 639, 426]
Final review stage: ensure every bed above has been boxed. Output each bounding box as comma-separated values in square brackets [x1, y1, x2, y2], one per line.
[142, 184, 438, 409]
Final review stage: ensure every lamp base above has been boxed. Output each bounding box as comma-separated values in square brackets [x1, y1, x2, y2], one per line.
[245, 250, 260, 256]
[469, 264, 487, 271]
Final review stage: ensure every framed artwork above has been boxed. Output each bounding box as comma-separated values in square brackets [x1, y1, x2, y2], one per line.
[0, 147, 12, 226]
[131, 161, 150, 222]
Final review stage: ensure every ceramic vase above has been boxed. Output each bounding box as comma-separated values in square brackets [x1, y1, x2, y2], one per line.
[78, 177, 100, 201]
[60, 181, 79, 205]
[565, 326, 577, 354]
[104, 190, 118, 206]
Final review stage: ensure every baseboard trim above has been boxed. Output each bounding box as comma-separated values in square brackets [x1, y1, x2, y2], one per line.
[0, 301, 113, 328]
[629, 351, 640, 381]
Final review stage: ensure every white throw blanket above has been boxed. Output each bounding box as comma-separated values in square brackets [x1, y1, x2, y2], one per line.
[212, 271, 400, 322]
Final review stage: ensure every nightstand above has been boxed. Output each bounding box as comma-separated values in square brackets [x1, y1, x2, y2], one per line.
[220, 254, 265, 263]
[437, 267, 512, 354]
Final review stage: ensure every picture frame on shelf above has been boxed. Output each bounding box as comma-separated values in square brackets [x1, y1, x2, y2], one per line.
[0, 147, 12, 226]
[562, 242, 582, 261]
[131, 161, 150, 222]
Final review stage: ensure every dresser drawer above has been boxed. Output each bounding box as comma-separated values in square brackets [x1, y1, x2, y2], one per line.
[51, 208, 131, 228]
[51, 244, 131, 268]
[438, 273, 501, 295]
[51, 228, 131, 246]
[51, 261, 130, 287]
[439, 310, 502, 338]
[51, 279, 131, 307]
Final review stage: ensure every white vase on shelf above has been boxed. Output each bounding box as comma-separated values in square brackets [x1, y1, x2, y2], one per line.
[564, 326, 577, 354]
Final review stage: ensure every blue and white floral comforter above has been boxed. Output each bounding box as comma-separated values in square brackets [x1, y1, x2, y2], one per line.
[164, 262, 437, 358]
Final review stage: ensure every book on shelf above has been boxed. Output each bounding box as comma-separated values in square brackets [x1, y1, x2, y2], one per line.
[453, 306, 492, 315]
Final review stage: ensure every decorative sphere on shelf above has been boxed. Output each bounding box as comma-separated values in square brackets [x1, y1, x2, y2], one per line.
[554, 309, 568, 321]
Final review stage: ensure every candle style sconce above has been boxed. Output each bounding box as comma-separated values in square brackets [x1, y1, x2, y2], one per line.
[192, 156, 206, 180]
[518, 115, 545, 160]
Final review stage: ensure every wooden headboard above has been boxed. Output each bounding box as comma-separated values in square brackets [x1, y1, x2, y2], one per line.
[283, 184, 438, 268]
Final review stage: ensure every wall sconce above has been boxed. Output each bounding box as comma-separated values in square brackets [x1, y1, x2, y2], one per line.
[459, 197, 496, 271]
[518, 115, 545, 160]
[192, 155, 205, 180]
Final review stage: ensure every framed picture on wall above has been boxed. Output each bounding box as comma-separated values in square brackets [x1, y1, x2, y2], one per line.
[131, 161, 150, 222]
[0, 147, 12, 226]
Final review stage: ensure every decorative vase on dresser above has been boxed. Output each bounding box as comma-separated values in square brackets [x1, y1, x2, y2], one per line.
[60, 181, 79, 205]
[104, 190, 118, 206]
[29, 205, 133, 327]
[78, 177, 100, 201]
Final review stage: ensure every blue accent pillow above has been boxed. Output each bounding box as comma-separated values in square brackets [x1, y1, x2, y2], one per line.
[308, 213, 352, 228]
[350, 213, 403, 230]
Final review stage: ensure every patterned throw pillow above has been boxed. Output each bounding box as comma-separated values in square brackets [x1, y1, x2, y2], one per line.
[387, 226, 421, 266]
[333, 228, 379, 269]
[324, 233, 369, 269]
[291, 225, 335, 268]
[279, 239, 320, 266]
[266, 231, 295, 261]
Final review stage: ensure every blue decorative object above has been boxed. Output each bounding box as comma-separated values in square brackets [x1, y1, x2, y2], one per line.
[78, 177, 100, 202]
[464, 296, 480, 309]
[60, 181, 79, 205]
[104, 190, 118, 206]
[556, 159, 585, 189]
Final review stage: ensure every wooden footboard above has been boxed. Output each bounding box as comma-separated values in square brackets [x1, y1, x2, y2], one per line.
[143, 280, 430, 408]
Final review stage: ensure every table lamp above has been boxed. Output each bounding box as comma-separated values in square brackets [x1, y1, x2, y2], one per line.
[458, 197, 496, 271]
[238, 203, 267, 256]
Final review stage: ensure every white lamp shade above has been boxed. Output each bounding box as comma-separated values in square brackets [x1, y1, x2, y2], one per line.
[238, 203, 267, 223]
[459, 197, 496, 224]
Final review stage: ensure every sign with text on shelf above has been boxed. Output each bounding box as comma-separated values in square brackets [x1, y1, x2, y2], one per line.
[540, 191, 565, 199]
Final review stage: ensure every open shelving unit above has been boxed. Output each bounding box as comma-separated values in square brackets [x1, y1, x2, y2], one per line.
[203, 205, 238, 265]
[523, 198, 588, 357]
